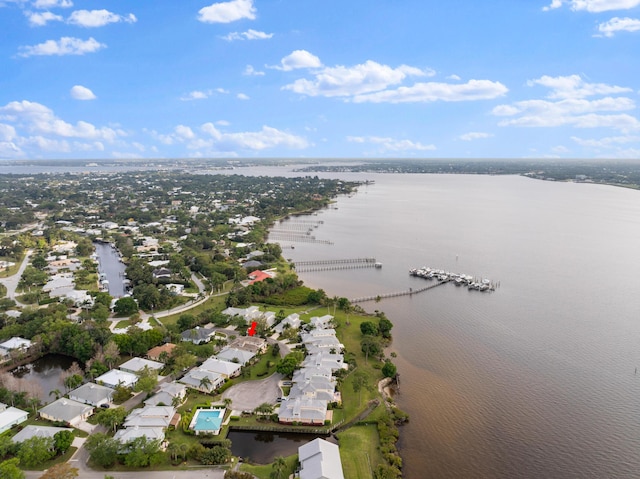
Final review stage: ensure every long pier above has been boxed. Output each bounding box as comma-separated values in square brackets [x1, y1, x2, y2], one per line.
[351, 281, 447, 303]
[295, 257, 377, 266]
[269, 233, 333, 245]
[297, 263, 380, 273]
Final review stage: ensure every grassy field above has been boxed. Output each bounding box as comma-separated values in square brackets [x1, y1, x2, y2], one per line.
[240, 453, 298, 479]
[338, 424, 383, 478]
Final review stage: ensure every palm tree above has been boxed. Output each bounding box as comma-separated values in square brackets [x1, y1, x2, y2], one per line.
[270, 456, 287, 479]
[222, 397, 233, 409]
[198, 375, 212, 392]
[49, 388, 62, 401]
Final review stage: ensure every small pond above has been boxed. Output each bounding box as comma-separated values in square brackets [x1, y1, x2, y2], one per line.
[11, 354, 76, 401]
[228, 430, 327, 464]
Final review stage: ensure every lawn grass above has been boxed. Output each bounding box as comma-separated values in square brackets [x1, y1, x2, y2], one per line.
[337, 424, 383, 479]
[159, 294, 228, 328]
[240, 453, 298, 479]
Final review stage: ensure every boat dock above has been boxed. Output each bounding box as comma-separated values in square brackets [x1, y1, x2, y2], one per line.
[409, 267, 498, 291]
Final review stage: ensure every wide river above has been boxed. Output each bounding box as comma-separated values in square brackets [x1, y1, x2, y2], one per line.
[269, 173, 640, 479]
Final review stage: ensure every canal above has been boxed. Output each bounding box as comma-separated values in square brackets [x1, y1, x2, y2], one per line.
[94, 241, 127, 298]
[228, 430, 326, 464]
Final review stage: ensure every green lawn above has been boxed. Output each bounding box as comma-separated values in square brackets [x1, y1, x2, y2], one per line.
[240, 453, 298, 479]
[337, 424, 383, 479]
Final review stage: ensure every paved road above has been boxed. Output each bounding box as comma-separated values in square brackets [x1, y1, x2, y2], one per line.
[221, 372, 283, 411]
[0, 249, 32, 302]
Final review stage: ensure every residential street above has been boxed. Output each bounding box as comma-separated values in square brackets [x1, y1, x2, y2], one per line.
[0, 249, 32, 302]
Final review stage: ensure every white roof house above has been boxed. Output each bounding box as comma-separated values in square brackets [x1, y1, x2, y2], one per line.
[0, 403, 28, 434]
[12, 425, 72, 444]
[39, 398, 94, 426]
[200, 357, 242, 378]
[274, 313, 301, 334]
[96, 369, 138, 389]
[0, 337, 32, 353]
[278, 397, 330, 426]
[119, 357, 164, 374]
[124, 406, 176, 428]
[144, 382, 187, 407]
[69, 382, 114, 407]
[114, 426, 165, 444]
[299, 438, 345, 479]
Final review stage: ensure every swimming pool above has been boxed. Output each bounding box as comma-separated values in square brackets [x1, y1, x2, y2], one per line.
[189, 408, 225, 435]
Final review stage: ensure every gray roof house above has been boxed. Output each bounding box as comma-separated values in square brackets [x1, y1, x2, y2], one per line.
[124, 406, 176, 429]
[12, 425, 72, 444]
[274, 313, 301, 334]
[299, 438, 345, 479]
[302, 352, 346, 372]
[96, 369, 138, 389]
[178, 368, 225, 393]
[278, 397, 330, 425]
[114, 426, 165, 444]
[39, 398, 94, 426]
[200, 357, 242, 378]
[119, 357, 164, 374]
[144, 382, 187, 407]
[290, 377, 338, 403]
[180, 327, 215, 345]
[292, 366, 334, 384]
[69, 382, 114, 407]
[216, 347, 255, 366]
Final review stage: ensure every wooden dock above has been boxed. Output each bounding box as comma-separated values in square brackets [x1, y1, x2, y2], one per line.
[351, 280, 447, 303]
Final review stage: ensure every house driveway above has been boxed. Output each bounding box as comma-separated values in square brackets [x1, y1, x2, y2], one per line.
[221, 372, 283, 412]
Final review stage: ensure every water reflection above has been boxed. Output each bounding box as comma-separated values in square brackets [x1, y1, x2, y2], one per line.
[228, 430, 325, 464]
[11, 354, 75, 401]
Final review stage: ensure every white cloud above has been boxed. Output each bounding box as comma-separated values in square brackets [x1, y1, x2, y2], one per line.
[447, 74, 462, 81]
[275, 50, 322, 71]
[70, 85, 96, 100]
[596, 17, 640, 37]
[198, 0, 256, 24]
[200, 123, 309, 151]
[237, 93, 250, 100]
[459, 132, 493, 141]
[284, 59, 432, 98]
[527, 75, 632, 99]
[243, 65, 264, 76]
[216, 88, 229, 94]
[0, 124, 17, 141]
[33, 0, 72, 8]
[0, 100, 122, 141]
[222, 29, 272, 41]
[175, 125, 195, 139]
[347, 135, 436, 152]
[216, 120, 230, 126]
[25, 11, 63, 26]
[18, 36, 105, 57]
[180, 90, 213, 101]
[543, 0, 640, 12]
[571, 134, 640, 147]
[67, 9, 136, 27]
[352, 79, 508, 103]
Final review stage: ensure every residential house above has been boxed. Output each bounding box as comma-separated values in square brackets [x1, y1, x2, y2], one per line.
[114, 426, 165, 444]
[12, 425, 72, 444]
[69, 382, 114, 407]
[199, 357, 242, 379]
[119, 357, 164, 375]
[145, 382, 186, 407]
[123, 406, 178, 429]
[0, 337, 32, 357]
[216, 347, 255, 366]
[39, 398, 94, 426]
[147, 343, 176, 361]
[289, 377, 339, 403]
[0, 403, 28, 434]
[274, 313, 301, 334]
[96, 369, 138, 389]
[277, 397, 331, 426]
[180, 327, 215, 345]
[227, 336, 268, 355]
[298, 438, 345, 479]
[178, 368, 225, 393]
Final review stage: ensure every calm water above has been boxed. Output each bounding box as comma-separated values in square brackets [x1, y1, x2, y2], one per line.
[94, 241, 127, 298]
[12, 354, 75, 402]
[270, 174, 640, 479]
[228, 430, 324, 464]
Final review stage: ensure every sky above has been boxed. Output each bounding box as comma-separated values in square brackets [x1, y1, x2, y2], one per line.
[1, 0, 640, 160]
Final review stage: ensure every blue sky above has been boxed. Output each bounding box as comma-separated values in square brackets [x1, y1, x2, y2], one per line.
[1, 0, 640, 160]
